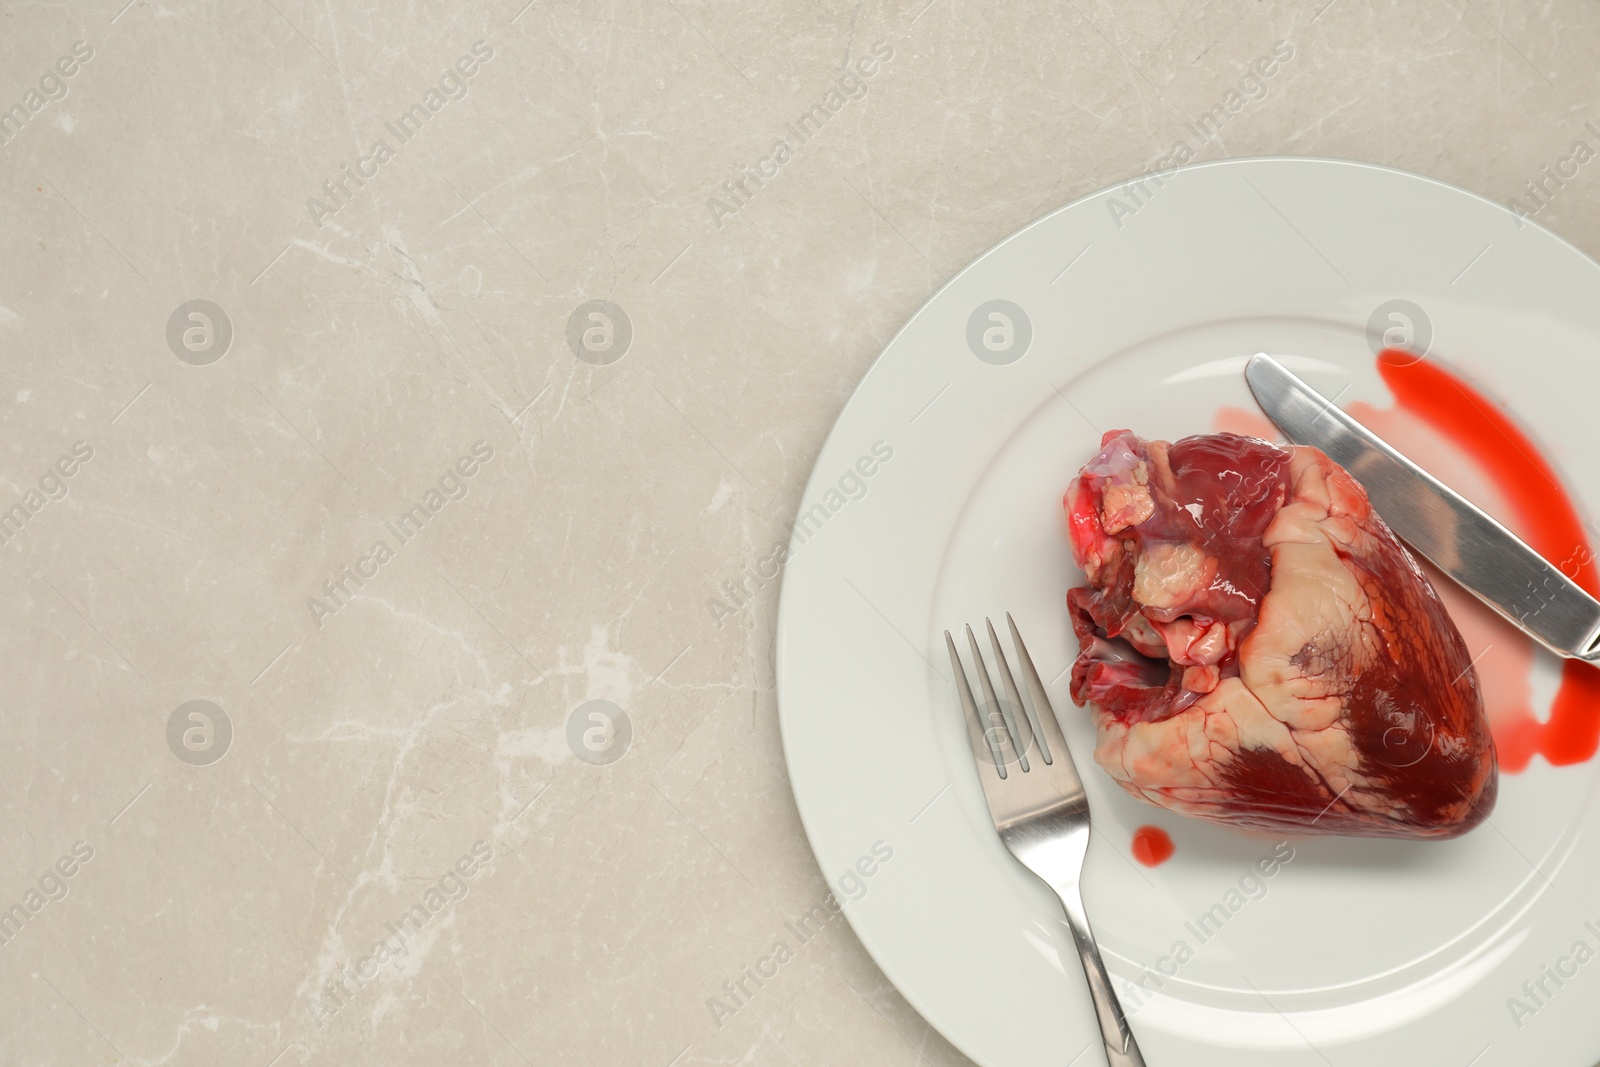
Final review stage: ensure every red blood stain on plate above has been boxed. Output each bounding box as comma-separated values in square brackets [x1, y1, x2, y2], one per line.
[1131, 825, 1174, 866]
[1217, 349, 1600, 774]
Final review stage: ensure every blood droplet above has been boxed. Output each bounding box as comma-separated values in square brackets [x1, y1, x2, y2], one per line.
[1131, 825, 1174, 866]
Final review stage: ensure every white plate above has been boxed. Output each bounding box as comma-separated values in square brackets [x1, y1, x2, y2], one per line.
[775, 158, 1600, 1067]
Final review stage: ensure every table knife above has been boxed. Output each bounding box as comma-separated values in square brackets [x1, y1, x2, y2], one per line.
[1245, 353, 1600, 662]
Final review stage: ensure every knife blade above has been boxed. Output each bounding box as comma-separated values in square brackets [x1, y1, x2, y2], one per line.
[1245, 353, 1600, 662]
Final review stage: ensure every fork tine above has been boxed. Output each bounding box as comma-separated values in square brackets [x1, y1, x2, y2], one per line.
[945, 631, 1011, 788]
[1006, 613, 1083, 795]
[966, 624, 1026, 774]
[986, 617, 1048, 766]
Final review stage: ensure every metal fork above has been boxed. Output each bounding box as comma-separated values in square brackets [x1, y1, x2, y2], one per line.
[945, 614, 1146, 1067]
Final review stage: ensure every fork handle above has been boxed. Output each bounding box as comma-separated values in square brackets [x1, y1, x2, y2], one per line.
[1054, 885, 1147, 1067]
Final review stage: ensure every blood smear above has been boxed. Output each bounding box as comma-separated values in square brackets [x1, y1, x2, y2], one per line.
[1131, 825, 1175, 866]
[1371, 349, 1600, 772]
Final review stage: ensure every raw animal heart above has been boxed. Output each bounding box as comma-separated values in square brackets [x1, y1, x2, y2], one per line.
[1065, 430, 1497, 839]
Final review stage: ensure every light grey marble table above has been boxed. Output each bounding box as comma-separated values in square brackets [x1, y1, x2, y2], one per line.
[1, 2, 1596, 1064]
